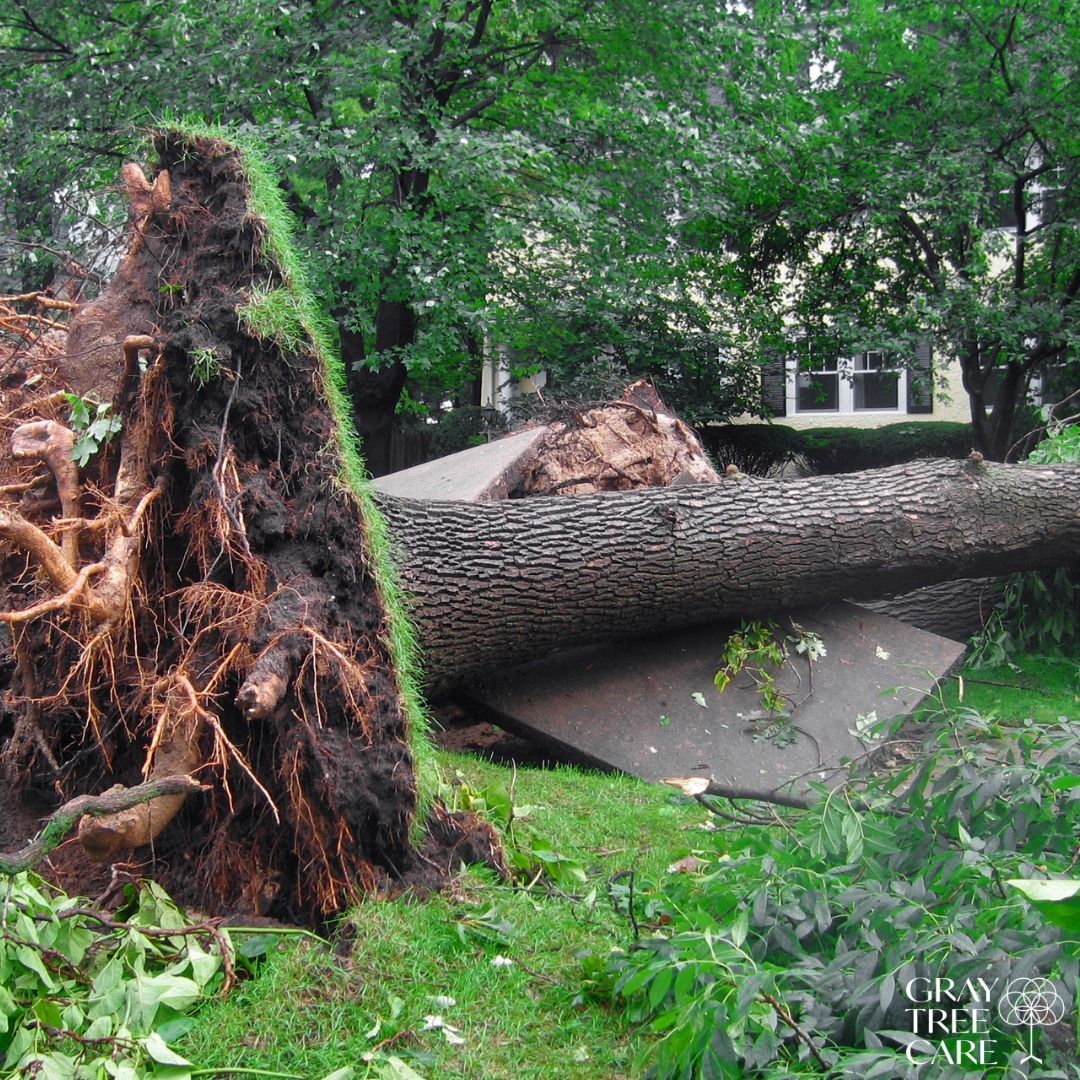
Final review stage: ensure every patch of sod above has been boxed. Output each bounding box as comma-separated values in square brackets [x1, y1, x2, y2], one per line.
[178, 758, 710, 1079]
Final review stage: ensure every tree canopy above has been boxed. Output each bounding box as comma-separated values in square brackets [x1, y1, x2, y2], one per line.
[1, 0, 1078, 463]
[702, 0, 1080, 458]
[1, 0, 751, 468]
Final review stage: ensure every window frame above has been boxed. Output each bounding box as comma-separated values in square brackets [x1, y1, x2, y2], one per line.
[786, 348, 908, 416]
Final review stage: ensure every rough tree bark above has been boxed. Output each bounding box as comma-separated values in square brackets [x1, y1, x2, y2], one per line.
[379, 457, 1080, 681]
[1, 132, 1078, 921]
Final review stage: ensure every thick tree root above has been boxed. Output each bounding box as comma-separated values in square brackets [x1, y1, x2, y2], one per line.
[0, 776, 205, 874]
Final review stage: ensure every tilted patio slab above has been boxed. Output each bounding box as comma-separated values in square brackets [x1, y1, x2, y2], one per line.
[458, 602, 965, 794]
[371, 427, 546, 502]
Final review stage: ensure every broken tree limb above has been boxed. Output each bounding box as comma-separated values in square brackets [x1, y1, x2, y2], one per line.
[377, 456, 1080, 681]
[663, 774, 815, 809]
[0, 775, 205, 875]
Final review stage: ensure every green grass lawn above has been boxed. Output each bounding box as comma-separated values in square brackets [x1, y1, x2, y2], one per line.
[179, 762, 711, 1079]
[943, 653, 1079, 725]
[179, 652, 1079, 1079]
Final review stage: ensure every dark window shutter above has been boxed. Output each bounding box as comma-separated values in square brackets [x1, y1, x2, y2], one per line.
[760, 358, 787, 417]
[907, 338, 934, 414]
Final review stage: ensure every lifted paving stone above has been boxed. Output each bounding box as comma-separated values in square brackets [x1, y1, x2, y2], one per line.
[458, 602, 965, 795]
[371, 427, 546, 502]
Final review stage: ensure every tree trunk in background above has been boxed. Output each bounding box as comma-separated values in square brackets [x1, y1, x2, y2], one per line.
[377, 458, 1080, 681]
[348, 360, 409, 478]
[342, 299, 416, 477]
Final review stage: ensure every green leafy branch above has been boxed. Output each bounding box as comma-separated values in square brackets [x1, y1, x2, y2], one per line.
[714, 620, 826, 743]
[587, 705, 1080, 1077]
[0, 876, 246, 1079]
[62, 392, 122, 467]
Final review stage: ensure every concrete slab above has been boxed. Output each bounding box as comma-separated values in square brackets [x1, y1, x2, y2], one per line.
[371, 427, 545, 502]
[459, 602, 965, 795]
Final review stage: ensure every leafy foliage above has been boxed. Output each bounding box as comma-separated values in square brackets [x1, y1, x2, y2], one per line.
[0, 0, 758, 460]
[583, 706, 1080, 1077]
[3, 2, 1077, 452]
[440, 770, 588, 891]
[714, 620, 825, 745]
[700, 1, 1080, 458]
[1027, 424, 1080, 464]
[62, 393, 122, 467]
[0, 876, 238, 1079]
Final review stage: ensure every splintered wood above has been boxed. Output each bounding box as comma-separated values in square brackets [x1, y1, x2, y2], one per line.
[518, 380, 720, 495]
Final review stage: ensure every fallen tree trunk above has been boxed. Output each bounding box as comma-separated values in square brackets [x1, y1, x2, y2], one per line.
[379, 457, 1080, 681]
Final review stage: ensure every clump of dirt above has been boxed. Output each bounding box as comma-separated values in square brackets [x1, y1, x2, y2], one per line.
[516, 380, 721, 496]
[0, 132, 497, 922]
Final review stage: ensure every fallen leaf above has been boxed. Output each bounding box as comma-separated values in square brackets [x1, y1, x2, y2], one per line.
[661, 776, 710, 796]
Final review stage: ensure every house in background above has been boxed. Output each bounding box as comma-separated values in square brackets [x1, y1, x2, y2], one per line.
[753, 338, 968, 429]
[479, 344, 547, 414]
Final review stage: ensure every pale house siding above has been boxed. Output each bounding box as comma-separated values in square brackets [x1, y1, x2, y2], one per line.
[479, 343, 547, 412]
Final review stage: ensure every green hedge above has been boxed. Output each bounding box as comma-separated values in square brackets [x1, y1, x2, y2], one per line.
[699, 421, 974, 475]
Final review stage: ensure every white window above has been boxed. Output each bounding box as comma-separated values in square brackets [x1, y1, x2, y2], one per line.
[786, 347, 906, 415]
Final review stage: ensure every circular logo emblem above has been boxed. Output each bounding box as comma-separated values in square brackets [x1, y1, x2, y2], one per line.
[997, 977, 1067, 1029]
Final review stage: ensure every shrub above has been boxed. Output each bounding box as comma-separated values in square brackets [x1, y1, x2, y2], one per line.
[696, 424, 806, 476]
[697, 422, 975, 477]
[800, 422, 974, 473]
[428, 405, 506, 458]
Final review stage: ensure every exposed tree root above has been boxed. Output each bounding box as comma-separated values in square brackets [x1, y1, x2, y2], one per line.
[0, 775, 205, 874]
[10, 420, 80, 565]
[518, 379, 721, 495]
[0, 132, 496, 921]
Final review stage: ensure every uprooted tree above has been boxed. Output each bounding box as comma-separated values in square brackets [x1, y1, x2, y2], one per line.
[1, 131, 1078, 922]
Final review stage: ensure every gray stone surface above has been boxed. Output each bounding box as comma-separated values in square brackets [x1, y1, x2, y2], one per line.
[371, 427, 546, 502]
[460, 602, 965, 794]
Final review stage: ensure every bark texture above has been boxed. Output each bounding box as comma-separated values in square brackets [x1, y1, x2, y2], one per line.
[379, 457, 1080, 680]
[860, 577, 1005, 640]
